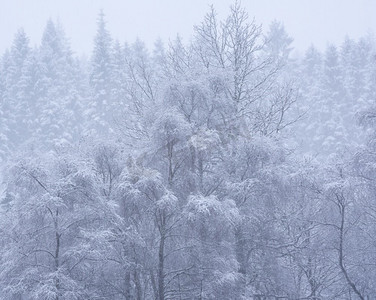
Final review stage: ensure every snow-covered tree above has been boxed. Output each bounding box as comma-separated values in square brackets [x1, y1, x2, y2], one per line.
[35, 20, 83, 144]
[0, 144, 117, 299]
[88, 10, 114, 134]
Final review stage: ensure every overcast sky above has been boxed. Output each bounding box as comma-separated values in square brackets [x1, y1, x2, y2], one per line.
[1, 0, 376, 56]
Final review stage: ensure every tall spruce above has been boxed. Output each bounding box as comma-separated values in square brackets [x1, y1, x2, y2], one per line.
[89, 10, 114, 134]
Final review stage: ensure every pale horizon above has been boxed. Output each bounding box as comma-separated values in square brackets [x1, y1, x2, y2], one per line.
[1, 0, 375, 55]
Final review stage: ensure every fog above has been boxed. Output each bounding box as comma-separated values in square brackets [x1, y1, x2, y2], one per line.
[1, 0, 375, 54]
[1, 1, 376, 299]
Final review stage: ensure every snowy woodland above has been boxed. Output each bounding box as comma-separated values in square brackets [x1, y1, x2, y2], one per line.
[1, 2, 376, 299]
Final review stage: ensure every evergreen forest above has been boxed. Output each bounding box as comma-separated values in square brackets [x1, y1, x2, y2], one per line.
[1, 3, 376, 299]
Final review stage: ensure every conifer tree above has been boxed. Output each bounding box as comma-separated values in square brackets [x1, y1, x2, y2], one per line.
[89, 10, 114, 134]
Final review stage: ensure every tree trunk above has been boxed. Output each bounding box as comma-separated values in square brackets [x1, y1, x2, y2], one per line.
[54, 208, 61, 300]
[338, 201, 364, 300]
[158, 229, 165, 300]
[133, 271, 142, 300]
[235, 225, 246, 298]
[124, 271, 131, 300]
[150, 270, 158, 300]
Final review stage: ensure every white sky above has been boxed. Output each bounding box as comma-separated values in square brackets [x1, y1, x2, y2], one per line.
[0, 0, 376, 55]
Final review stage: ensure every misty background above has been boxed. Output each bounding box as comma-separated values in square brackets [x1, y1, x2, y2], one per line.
[1, 0, 376, 54]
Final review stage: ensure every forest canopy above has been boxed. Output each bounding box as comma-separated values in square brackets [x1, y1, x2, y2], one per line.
[0, 2, 376, 299]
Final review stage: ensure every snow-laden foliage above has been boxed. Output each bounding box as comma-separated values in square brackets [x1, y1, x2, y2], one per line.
[1, 2, 376, 299]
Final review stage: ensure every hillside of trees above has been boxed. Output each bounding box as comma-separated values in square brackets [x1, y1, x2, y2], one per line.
[0, 3, 376, 299]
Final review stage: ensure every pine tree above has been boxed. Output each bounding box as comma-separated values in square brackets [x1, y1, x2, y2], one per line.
[293, 45, 323, 156]
[0, 29, 33, 158]
[88, 10, 114, 134]
[320, 44, 349, 153]
[7, 29, 32, 148]
[34, 20, 83, 146]
[110, 40, 128, 122]
[264, 20, 294, 67]
[0, 51, 12, 160]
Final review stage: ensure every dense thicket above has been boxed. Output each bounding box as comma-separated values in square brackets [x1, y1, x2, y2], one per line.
[0, 3, 376, 299]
